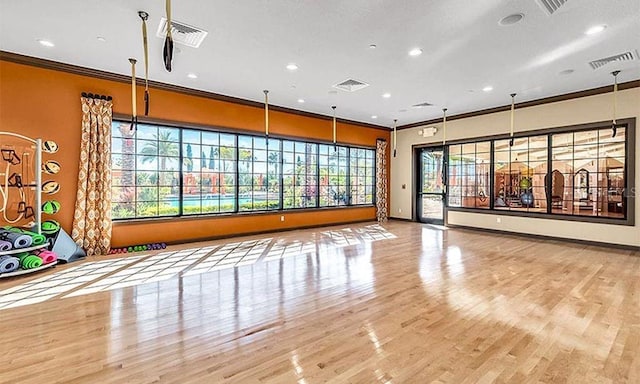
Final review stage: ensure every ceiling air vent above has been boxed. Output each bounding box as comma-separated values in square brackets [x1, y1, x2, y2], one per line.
[333, 79, 370, 92]
[535, 0, 569, 15]
[156, 17, 208, 48]
[412, 102, 433, 108]
[589, 50, 638, 70]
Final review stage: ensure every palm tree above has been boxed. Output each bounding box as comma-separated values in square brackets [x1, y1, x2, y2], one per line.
[209, 146, 217, 170]
[185, 143, 193, 172]
[140, 131, 179, 185]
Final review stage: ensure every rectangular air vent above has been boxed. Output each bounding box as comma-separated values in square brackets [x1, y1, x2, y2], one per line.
[535, 0, 569, 15]
[589, 50, 638, 70]
[156, 17, 208, 48]
[333, 79, 369, 92]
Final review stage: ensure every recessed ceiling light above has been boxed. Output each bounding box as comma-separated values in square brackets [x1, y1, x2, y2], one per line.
[585, 25, 607, 35]
[297, 98, 305, 103]
[482, 86, 494, 92]
[559, 69, 575, 75]
[499, 13, 524, 26]
[382, 93, 391, 98]
[409, 48, 423, 57]
[187, 73, 198, 79]
[369, 44, 377, 49]
[286, 63, 299, 71]
[96, 36, 106, 42]
[371, 115, 378, 119]
[37, 39, 54, 47]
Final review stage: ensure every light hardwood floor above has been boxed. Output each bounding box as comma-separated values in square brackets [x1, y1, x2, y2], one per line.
[0, 221, 639, 384]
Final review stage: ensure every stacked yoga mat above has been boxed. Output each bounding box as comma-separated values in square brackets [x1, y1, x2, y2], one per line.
[0, 226, 57, 274]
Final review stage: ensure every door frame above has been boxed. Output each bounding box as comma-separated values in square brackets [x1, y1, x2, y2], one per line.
[412, 143, 447, 225]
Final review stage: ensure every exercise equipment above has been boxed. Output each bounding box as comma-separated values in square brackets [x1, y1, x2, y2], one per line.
[46, 227, 86, 263]
[42, 160, 61, 174]
[42, 200, 61, 214]
[41, 220, 61, 235]
[519, 177, 532, 190]
[0, 255, 20, 273]
[3, 226, 46, 246]
[19, 253, 43, 269]
[33, 249, 57, 264]
[0, 240, 12, 251]
[42, 180, 60, 194]
[138, 10, 151, 115]
[163, 0, 174, 72]
[42, 140, 58, 153]
[520, 192, 534, 207]
[0, 229, 33, 248]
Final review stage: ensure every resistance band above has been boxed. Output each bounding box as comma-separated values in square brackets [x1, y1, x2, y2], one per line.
[139, 11, 150, 116]
[163, 0, 174, 72]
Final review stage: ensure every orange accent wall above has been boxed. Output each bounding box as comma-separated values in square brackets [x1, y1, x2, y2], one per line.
[0, 60, 389, 247]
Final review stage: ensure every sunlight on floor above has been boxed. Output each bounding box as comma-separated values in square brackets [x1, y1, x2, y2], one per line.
[0, 224, 396, 310]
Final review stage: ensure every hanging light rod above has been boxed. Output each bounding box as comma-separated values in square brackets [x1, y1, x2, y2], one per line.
[263, 90, 269, 137]
[509, 93, 517, 146]
[129, 57, 137, 132]
[392, 119, 397, 157]
[332, 105, 337, 149]
[611, 70, 621, 137]
[442, 108, 448, 145]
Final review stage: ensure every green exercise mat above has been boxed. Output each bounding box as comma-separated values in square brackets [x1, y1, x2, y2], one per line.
[19, 254, 43, 269]
[3, 226, 47, 246]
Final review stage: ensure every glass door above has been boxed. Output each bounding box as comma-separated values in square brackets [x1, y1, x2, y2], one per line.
[417, 147, 445, 224]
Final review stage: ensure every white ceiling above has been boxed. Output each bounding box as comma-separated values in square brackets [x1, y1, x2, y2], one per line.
[1, 0, 639, 127]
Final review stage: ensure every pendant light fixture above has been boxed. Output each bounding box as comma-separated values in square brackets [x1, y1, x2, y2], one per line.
[332, 106, 337, 150]
[263, 90, 270, 137]
[129, 58, 137, 132]
[138, 11, 150, 115]
[611, 70, 621, 137]
[163, 0, 174, 72]
[442, 108, 448, 145]
[509, 93, 517, 146]
[392, 119, 397, 157]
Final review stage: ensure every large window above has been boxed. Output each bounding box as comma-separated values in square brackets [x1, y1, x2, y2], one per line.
[448, 142, 491, 209]
[283, 141, 317, 209]
[319, 145, 349, 206]
[111, 121, 375, 220]
[446, 121, 633, 223]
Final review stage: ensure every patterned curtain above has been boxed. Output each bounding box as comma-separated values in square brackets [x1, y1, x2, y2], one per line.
[72, 96, 113, 256]
[375, 139, 388, 222]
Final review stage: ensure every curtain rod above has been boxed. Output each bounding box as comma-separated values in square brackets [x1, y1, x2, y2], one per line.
[81, 92, 112, 101]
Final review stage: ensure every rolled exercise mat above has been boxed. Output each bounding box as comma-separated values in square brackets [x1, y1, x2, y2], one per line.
[0, 255, 20, 273]
[33, 250, 57, 264]
[0, 240, 12, 251]
[19, 254, 43, 270]
[3, 227, 46, 246]
[0, 229, 33, 249]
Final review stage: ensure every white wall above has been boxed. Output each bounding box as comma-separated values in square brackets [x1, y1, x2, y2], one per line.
[391, 87, 640, 247]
